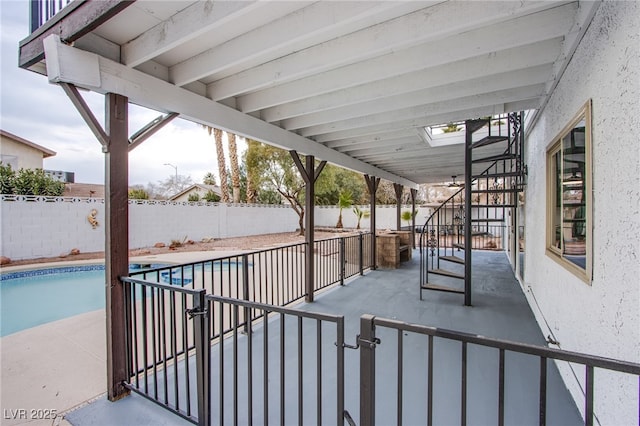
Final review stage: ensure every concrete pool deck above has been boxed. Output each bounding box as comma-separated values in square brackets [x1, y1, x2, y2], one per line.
[0, 250, 245, 426]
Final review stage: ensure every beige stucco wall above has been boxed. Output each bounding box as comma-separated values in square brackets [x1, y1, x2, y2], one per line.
[0, 135, 46, 170]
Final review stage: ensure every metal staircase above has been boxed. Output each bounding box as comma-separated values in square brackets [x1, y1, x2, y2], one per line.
[419, 112, 525, 305]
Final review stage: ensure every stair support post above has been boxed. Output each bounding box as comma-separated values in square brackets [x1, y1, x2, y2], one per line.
[464, 121, 474, 306]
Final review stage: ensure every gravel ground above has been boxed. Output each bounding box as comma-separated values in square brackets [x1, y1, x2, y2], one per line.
[6, 229, 360, 267]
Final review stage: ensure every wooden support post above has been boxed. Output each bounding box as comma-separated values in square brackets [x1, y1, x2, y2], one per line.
[364, 175, 380, 270]
[410, 188, 418, 249]
[291, 151, 326, 303]
[394, 183, 403, 231]
[104, 93, 130, 400]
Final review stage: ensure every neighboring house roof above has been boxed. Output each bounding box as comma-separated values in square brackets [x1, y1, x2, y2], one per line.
[169, 184, 222, 201]
[63, 183, 105, 198]
[0, 129, 56, 158]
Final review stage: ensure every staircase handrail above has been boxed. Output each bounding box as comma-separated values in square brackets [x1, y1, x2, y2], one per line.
[418, 119, 523, 251]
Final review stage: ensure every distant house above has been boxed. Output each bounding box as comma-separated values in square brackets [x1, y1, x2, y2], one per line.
[63, 183, 105, 198]
[0, 129, 56, 170]
[169, 184, 222, 202]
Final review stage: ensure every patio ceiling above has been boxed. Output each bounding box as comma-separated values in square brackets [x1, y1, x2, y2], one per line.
[20, 0, 598, 186]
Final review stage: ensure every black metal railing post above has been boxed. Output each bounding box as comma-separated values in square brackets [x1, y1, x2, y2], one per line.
[193, 289, 210, 426]
[30, 0, 42, 33]
[360, 314, 378, 426]
[242, 254, 250, 334]
[359, 233, 364, 275]
[340, 237, 346, 285]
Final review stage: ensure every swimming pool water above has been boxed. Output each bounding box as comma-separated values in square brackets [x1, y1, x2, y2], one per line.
[0, 262, 244, 337]
[1, 268, 106, 337]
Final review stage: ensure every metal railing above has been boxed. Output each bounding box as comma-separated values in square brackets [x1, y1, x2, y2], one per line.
[358, 314, 640, 426]
[120, 277, 206, 423]
[122, 233, 371, 423]
[120, 276, 346, 425]
[129, 233, 372, 308]
[30, 0, 72, 32]
[204, 295, 345, 425]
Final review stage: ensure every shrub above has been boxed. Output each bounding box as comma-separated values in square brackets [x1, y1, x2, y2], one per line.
[128, 188, 149, 199]
[0, 163, 16, 194]
[203, 190, 220, 202]
[188, 193, 200, 202]
[3, 167, 64, 196]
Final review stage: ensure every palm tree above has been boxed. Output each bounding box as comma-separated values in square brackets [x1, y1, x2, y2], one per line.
[228, 132, 241, 203]
[244, 139, 259, 203]
[353, 206, 370, 230]
[212, 127, 230, 203]
[336, 191, 353, 228]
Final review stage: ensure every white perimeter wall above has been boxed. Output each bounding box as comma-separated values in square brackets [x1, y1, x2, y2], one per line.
[524, 2, 639, 424]
[0, 199, 298, 260]
[314, 205, 433, 230]
[0, 200, 435, 260]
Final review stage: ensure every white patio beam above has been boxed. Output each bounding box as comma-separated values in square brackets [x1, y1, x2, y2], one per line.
[312, 99, 539, 144]
[351, 146, 430, 161]
[169, 1, 428, 87]
[283, 65, 552, 130]
[323, 128, 418, 149]
[43, 35, 417, 188]
[312, 106, 516, 144]
[237, 3, 577, 112]
[208, 1, 571, 101]
[122, 1, 282, 67]
[299, 86, 545, 138]
[334, 135, 421, 154]
[262, 38, 561, 122]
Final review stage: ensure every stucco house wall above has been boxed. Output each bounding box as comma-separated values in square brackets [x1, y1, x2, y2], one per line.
[169, 184, 222, 202]
[0, 130, 55, 170]
[523, 2, 639, 424]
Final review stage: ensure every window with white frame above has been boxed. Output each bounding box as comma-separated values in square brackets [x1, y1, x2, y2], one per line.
[546, 100, 592, 282]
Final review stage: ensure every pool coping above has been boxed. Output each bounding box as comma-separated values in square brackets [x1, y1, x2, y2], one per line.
[0, 249, 251, 275]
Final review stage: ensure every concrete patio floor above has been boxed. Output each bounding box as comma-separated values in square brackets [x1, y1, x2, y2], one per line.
[57, 250, 581, 425]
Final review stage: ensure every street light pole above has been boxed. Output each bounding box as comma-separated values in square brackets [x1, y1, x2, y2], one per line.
[164, 163, 178, 185]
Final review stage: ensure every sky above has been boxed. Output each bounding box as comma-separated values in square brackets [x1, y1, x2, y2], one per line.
[0, 1, 237, 186]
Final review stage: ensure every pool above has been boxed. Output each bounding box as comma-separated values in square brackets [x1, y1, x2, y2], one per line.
[0, 261, 246, 337]
[0, 264, 163, 337]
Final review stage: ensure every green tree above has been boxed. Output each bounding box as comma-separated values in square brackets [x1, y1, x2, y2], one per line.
[202, 172, 216, 185]
[128, 188, 149, 199]
[244, 142, 307, 234]
[442, 122, 461, 133]
[401, 210, 417, 228]
[315, 164, 367, 205]
[336, 191, 352, 228]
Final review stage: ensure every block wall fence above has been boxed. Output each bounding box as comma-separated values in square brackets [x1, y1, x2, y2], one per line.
[0, 196, 432, 261]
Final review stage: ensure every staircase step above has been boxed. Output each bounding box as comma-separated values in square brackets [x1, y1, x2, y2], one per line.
[471, 189, 521, 194]
[440, 255, 465, 265]
[453, 243, 465, 249]
[428, 269, 464, 279]
[471, 204, 517, 208]
[472, 171, 523, 179]
[421, 283, 465, 294]
[472, 153, 518, 164]
[470, 218, 504, 223]
[471, 135, 509, 149]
